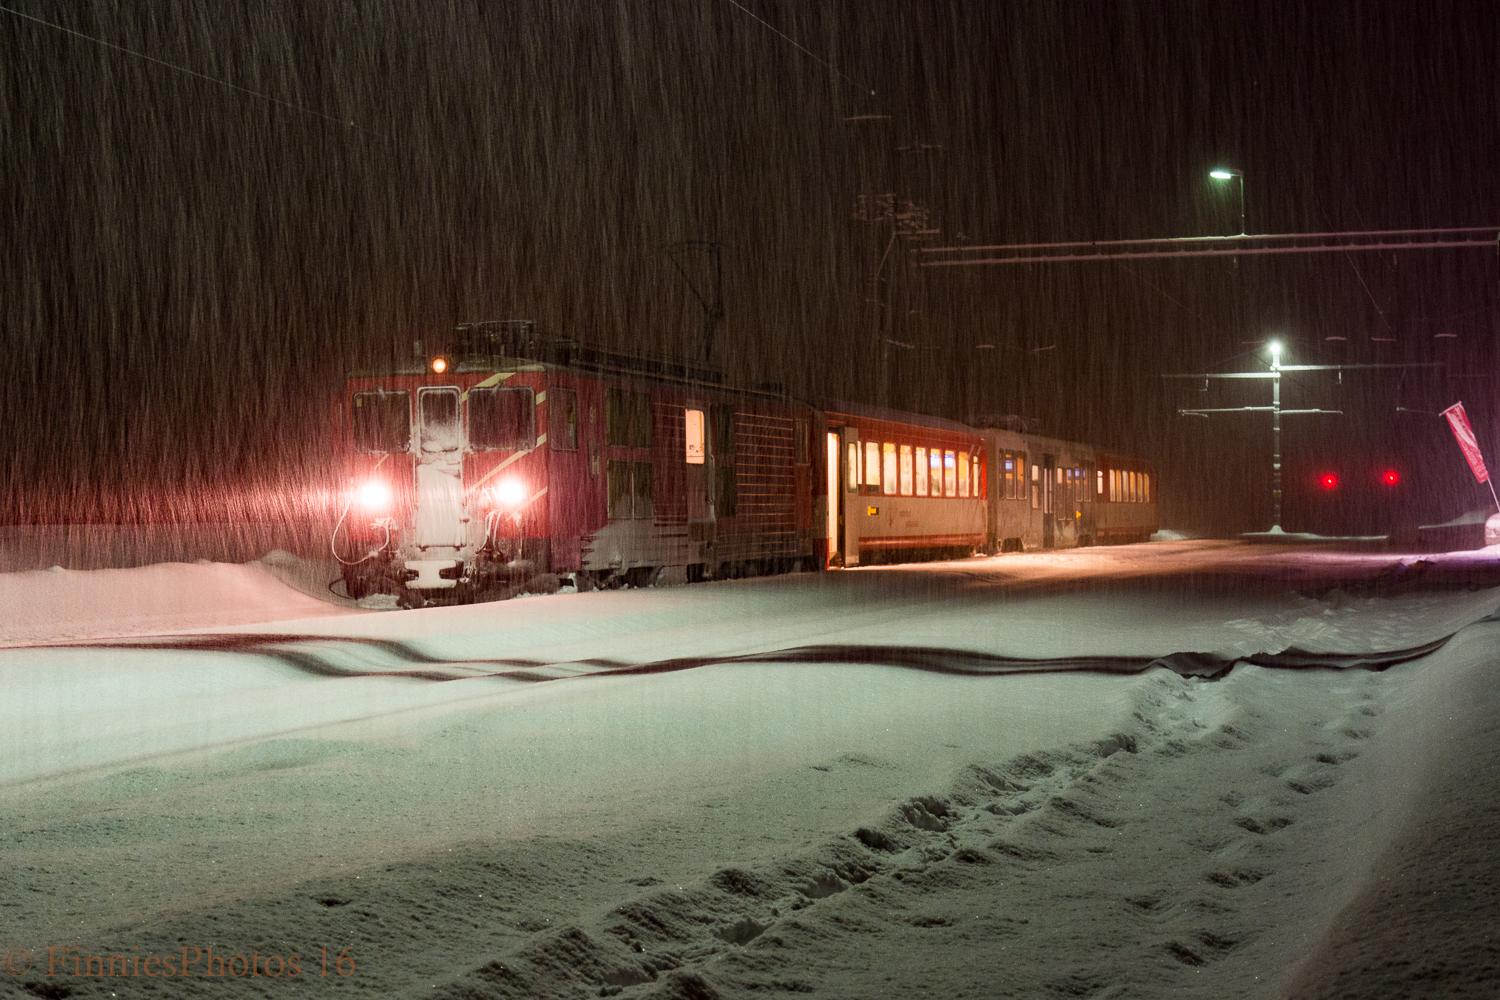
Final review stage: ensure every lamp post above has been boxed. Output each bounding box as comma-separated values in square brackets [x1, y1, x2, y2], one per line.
[1268, 339, 1282, 529]
[1210, 168, 1246, 236]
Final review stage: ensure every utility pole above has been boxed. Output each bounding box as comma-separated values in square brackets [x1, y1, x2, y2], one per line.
[847, 117, 941, 409]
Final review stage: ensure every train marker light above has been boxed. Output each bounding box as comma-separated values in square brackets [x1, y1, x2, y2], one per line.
[493, 478, 526, 508]
[431, 356, 448, 374]
[1383, 469, 1400, 485]
[357, 480, 394, 511]
[1319, 473, 1339, 490]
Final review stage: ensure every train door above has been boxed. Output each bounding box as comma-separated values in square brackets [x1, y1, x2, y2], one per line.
[685, 405, 713, 545]
[413, 386, 468, 554]
[825, 429, 842, 566]
[1041, 454, 1056, 549]
[842, 426, 860, 566]
[1080, 462, 1096, 544]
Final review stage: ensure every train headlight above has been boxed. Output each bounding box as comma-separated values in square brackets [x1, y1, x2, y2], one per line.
[492, 478, 526, 508]
[431, 356, 448, 374]
[357, 479, 394, 512]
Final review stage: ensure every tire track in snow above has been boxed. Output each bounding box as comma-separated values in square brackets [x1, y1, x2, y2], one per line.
[2, 630, 1462, 683]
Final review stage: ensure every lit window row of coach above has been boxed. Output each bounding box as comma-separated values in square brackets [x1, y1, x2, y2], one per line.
[844, 441, 982, 499]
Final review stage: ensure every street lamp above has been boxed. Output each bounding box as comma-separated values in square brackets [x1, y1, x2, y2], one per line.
[1210, 168, 1246, 235]
[1267, 339, 1284, 529]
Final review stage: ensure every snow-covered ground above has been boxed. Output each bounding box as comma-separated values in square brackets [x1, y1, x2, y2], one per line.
[3, 539, 1500, 997]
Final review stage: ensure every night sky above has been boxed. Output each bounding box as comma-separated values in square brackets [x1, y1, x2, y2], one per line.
[3, 0, 1497, 533]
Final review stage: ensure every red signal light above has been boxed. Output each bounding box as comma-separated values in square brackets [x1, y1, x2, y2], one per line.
[1382, 469, 1400, 486]
[1319, 473, 1339, 490]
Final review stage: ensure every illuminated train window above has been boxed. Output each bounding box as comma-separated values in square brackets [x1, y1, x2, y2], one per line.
[882, 443, 898, 496]
[469, 385, 536, 451]
[915, 447, 928, 496]
[865, 442, 881, 488]
[931, 450, 944, 497]
[685, 409, 705, 464]
[958, 452, 970, 497]
[899, 445, 914, 496]
[352, 390, 410, 454]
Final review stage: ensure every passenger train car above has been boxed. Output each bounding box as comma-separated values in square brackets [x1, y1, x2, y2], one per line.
[821, 404, 988, 567]
[978, 428, 1158, 551]
[331, 324, 1158, 604]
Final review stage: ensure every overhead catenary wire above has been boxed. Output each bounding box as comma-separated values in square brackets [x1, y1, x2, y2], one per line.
[0, 3, 386, 139]
[1318, 203, 1397, 340]
[723, 0, 874, 97]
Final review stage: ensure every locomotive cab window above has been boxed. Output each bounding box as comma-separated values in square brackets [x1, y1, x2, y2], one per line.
[469, 385, 535, 451]
[550, 387, 578, 452]
[418, 387, 460, 454]
[352, 390, 410, 454]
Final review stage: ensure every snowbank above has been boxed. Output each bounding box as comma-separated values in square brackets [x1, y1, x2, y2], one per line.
[3, 543, 1500, 998]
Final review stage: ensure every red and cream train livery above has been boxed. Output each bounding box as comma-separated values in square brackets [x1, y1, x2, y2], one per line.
[331, 325, 1156, 603]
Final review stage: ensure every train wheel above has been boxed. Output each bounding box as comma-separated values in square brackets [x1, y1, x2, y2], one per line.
[525, 573, 562, 595]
